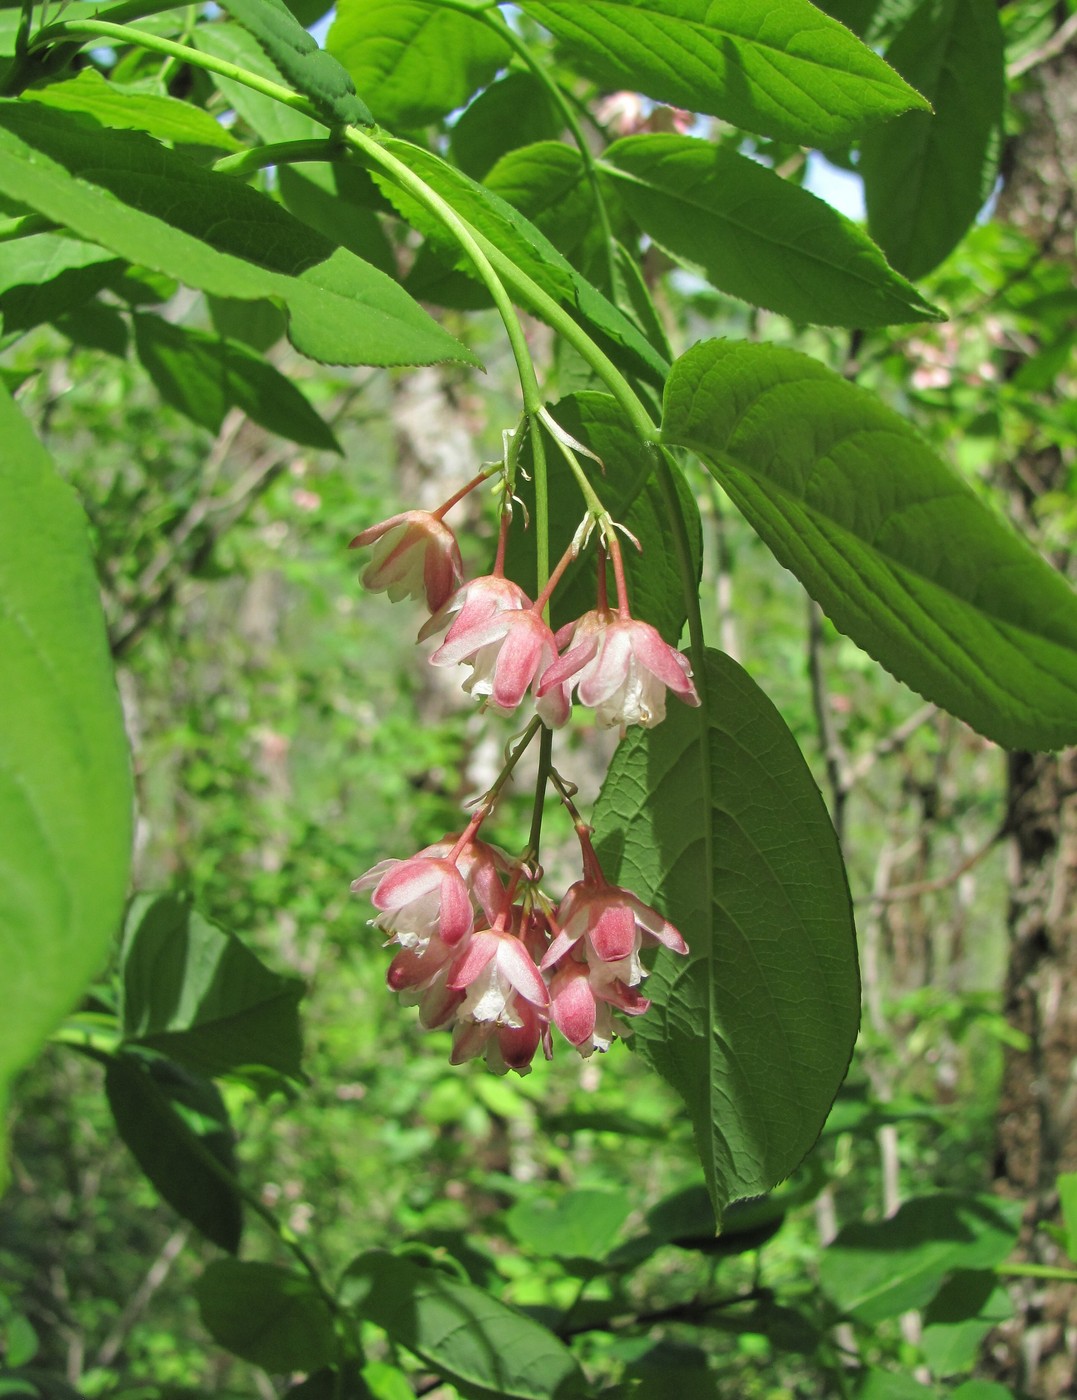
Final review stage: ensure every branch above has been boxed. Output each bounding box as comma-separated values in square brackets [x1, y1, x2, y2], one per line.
[1008, 12, 1077, 79]
[846, 703, 938, 785]
[807, 599, 850, 839]
[95, 1225, 189, 1368]
[856, 825, 1006, 905]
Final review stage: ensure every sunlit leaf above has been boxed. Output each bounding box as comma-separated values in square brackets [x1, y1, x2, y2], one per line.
[518, 0, 929, 145]
[594, 648, 859, 1218]
[0, 385, 131, 1188]
[662, 339, 1077, 749]
[604, 132, 941, 327]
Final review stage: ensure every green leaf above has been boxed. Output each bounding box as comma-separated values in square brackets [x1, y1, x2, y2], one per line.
[0, 232, 120, 335]
[450, 71, 561, 180]
[20, 69, 242, 150]
[120, 893, 305, 1082]
[207, 295, 287, 354]
[603, 133, 941, 327]
[217, 0, 373, 127]
[920, 1271, 1013, 1377]
[341, 1251, 587, 1400]
[105, 1051, 243, 1252]
[661, 340, 1077, 750]
[329, 0, 510, 128]
[132, 314, 341, 451]
[509, 392, 701, 641]
[949, 1383, 1015, 1400]
[381, 138, 667, 385]
[857, 1374, 935, 1400]
[55, 302, 130, 357]
[278, 162, 395, 276]
[0, 103, 478, 370]
[518, 0, 929, 146]
[193, 21, 326, 144]
[196, 1260, 336, 1372]
[1058, 1171, 1077, 1262]
[0, 384, 132, 1189]
[819, 1194, 1022, 1323]
[593, 648, 859, 1218]
[505, 1189, 631, 1268]
[861, 0, 1005, 280]
[484, 142, 595, 262]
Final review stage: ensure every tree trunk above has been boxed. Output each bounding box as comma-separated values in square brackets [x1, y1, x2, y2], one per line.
[988, 28, 1077, 1399]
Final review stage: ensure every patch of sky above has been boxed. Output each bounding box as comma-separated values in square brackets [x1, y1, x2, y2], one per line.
[804, 152, 865, 221]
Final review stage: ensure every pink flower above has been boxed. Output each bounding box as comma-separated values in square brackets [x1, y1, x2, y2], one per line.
[446, 923, 550, 1073]
[386, 936, 466, 1031]
[422, 576, 570, 727]
[543, 878, 689, 985]
[548, 961, 650, 1057]
[539, 611, 699, 729]
[350, 510, 463, 613]
[353, 836, 512, 949]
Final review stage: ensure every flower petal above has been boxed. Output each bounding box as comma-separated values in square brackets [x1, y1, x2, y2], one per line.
[550, 964, 597, 1046]
[496, 935, 549, 1007]
[589, 902, 639, 962]
[447, 930, 498, 989]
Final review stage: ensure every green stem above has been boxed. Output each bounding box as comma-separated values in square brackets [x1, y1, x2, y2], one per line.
[530, 415, 550, 603]
[475, 227, 661, 445]
[997, 1262, 1077, 1281]
[525, 725, 554, 865]
[344, 128, 544, 417]
[483, 716, 544, 810]
[213, 138, 343, 178]
[28, 20, 321, 115]
[471, 2, 619, 290]
[542, 415, 608, 520]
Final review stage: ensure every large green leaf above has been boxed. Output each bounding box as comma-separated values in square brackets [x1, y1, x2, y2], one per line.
[0, 385, 131, 1187]
[593, 648, 859, 1218]
[105, 1050, 243, 1252]
[518, 0, 928, 146]
[662, 340, 1077, 750]
[603, 133, 940, 328]
[341, 1251, 587, 1399]
[509, 392, 701, 641]
[20, 69, 242, 150]
[818, 1194, 1021, 1323]
[0, 103, 477, 369]
[329, 0, 510, 128]
[196, 1260, 336, 1372]
[861, 0, 1005, 280]
[120, 894, 305, 1082]
[132, 314, 341, 451]
[218, 0, 373, 127]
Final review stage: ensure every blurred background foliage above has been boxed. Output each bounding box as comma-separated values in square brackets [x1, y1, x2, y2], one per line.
[2, 1, 1077, 1396]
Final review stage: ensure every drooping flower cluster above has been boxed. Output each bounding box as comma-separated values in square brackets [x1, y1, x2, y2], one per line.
[350, 430, 696, 1072]
[353, 823, 687, 1073]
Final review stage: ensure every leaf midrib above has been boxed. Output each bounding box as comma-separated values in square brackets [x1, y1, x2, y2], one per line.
[529, 0, 914, 96]
[600, 157, 922, 305]
[669, 427, 1076, 667]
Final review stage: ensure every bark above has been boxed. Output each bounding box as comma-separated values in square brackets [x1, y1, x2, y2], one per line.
[987, 26, 1077, 1399]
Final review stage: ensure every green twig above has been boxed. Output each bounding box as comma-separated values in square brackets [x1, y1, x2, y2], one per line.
[28, 20, 320, 114]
